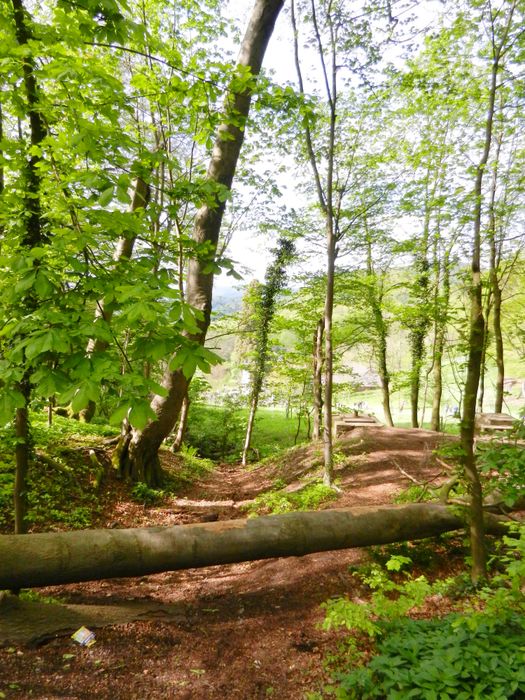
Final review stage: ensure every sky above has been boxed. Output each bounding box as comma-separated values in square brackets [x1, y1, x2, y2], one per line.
[213, 0, 444, 294]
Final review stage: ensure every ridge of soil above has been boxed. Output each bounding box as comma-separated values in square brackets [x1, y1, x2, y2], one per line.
[1, 427, 461, 699]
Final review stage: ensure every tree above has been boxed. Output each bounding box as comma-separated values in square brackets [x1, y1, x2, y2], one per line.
[120, 0, 285, 485]
[0, 503, 509, 590]
[460, 0, 521, 584]
[9, 0, 48, 534]
[241, 237, 294, 465]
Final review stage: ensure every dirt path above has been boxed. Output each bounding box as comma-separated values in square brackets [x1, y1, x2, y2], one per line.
[0, 427, 451, 699]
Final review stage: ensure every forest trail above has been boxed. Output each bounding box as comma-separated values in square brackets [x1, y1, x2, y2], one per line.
[1, 427, 459, 700]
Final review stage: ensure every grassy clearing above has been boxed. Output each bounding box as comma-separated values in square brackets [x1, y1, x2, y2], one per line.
[185, 404, 310, 462]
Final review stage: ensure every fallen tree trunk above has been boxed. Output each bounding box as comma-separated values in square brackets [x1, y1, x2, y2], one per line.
[0, 504, 510, 590]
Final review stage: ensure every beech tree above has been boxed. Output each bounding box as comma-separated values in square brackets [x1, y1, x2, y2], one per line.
[460, 0, 522, 583]
[119, 0, 285, 485]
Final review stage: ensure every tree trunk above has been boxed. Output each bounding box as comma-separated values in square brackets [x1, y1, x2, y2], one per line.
[0, 504, 509, 590]
[11, 0, 47, 534]
[488, 134, 504, 414]
[430, 247, 450, 432]
[14, 382, 30, 535]
[460, 14, 512, 584]
[242, 393, 259, 466]
[477, 291, 492, 413]
[323, 228, 336, 486]
[122, 0, 285, 484]
[409, 201, 431, 429]
[312, 318, 324, 440]
[493, 282, 504, 412]
[171, 392, 190, 453]
[364, 219, 394, 427]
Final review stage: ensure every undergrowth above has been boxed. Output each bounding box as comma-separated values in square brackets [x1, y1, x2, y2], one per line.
[244, 479, 338, 516]
[0, 414, 113, 531]
[311, 524, 525, 700]
[0, 415, 215, 531]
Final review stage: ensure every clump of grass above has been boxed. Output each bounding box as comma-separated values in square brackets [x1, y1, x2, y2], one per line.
[393, 484, 435, 504]
[245, 480, 338, 516]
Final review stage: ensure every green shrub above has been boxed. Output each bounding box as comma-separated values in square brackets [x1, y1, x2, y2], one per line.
[321, 527, 525, 700]
[477, 442, 525, 508]
[130, 481, 164, 506]
[185, 400, 244, 461]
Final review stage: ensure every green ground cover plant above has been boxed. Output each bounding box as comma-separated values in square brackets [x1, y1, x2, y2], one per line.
[315, 525, 525, 699]
[0, 414, 113, 530]
[245, 479, 338, 516]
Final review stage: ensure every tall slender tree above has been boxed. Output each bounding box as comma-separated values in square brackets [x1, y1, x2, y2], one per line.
[241, 237, 294, 465]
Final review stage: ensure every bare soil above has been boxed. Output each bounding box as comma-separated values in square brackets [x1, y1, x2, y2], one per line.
[1, 427, 463, 699]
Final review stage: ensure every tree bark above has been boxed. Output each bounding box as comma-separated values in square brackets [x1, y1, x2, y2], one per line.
[312, 318, 324, 440]
[242, 393, 259, 466]
[488, 134, 505, 414]
[11, 0, 47, 534]
[459, 5, 515, 583]
[0, 504, 509, 590]
[409, 191, 431, 429]
[171, 392, 190, 452]
[365, 223, 394, 427]
[430, 247, 450, 432]
[122, 0, 285, 483]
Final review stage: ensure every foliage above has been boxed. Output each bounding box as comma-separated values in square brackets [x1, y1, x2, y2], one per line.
[319, 525, 525, 700]
[185, 405, 310, 461]
[477, 441, 525, 508]
[245, 480, 337, 516]
[164, 445, 215, 488]
[393, 484, 435, 504]
[0, 414, 111, 530]
[130, 482, 164, 506]
[185, 398, 245, 461]
[330, 615, 525, 699]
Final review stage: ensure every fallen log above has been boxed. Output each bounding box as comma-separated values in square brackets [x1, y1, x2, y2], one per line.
[0, 504, 510, 590]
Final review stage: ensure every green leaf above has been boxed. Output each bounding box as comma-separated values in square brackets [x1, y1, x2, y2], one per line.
[34, 271, 54, 298]
[128, 402, 157, 430]
[109, 403, 130, 425]
[0, 390, 26, 425]
[182, 354, 198, 379]
[98, 186, 114, 207]
[71, 381, 99, 413]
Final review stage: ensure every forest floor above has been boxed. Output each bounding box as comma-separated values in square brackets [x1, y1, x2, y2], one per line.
[0, 427, 472, 699]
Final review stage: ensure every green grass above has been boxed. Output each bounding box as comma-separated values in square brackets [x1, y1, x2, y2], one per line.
[244, 479, 338, 516]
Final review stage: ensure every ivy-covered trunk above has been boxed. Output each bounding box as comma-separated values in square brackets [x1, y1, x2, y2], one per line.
[430, 246, 450, 432]
[365, 228, 394, 428]
[11, 0, 47, 534]
[121, 0, 285, 485]
[242, 238, 294, 466]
